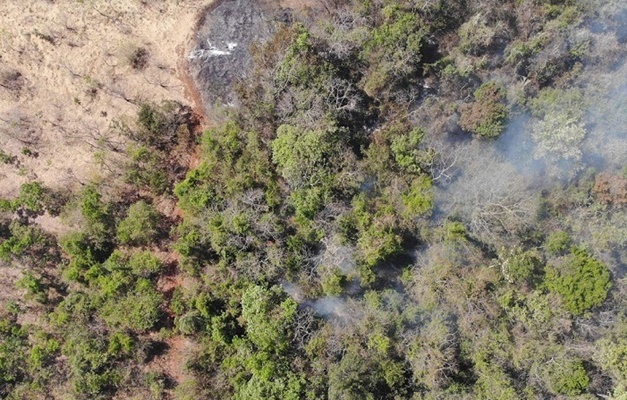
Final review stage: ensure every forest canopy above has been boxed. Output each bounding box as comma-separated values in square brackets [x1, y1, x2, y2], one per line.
[2, 0, 627, 399]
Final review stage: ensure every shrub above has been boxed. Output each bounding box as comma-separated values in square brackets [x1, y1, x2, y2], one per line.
[28, 333, 60, 370]
[0, 317, 29, 395]
[529, 88, 587, 174]
[545, 247, 611, 315]
[458, 14, 503, 56]
[80, 185, 109, 226]
[271, 124, 339, 189]
[176, 310, 204, 335]
[16, 272, 47, 303]
[107, 332, 134, 357]
[459, 82, 509, 138]
[79, 185, 113, 245]
[390, 127, 433, 175]
[16, 182, 45, 214]
[496, 247, 543, 285]
[0, 182, 50, 215]
[125, 145, 169, 194]
[241, 285, 297, 353]
[531, 112, 586, 168]
[543, 358, 590, 395]
[401, 176, 434, 218]
[128, 250, 162, 278]
[0, 221, 49, 262]
[62, 331, 121, 396]
[290, 187, 327, 221]
[116, 201, 160, 246]
[174, 163, 216, 215]
[130, 47, 149, 70]
[595, 337, 627, 383]
[321, 268, 347, 296]
[358, 225, 402, 268]
[135, 102, 181, 149]
[545, 231, 572, 254]
[361, 7, 425, 96]
[0, 149, 16, 165]
[59, 232, 100, 282]
[101, 278, 163, 332]
[442, 220, 468, 243]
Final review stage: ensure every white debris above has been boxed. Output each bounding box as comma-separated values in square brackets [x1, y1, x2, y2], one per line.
[187, 41, 236, 61]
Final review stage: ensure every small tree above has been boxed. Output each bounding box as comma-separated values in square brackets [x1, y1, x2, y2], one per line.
[545, 247, 611, 315]
[459, 82, 509, 138]
[116, 201, 160, 246]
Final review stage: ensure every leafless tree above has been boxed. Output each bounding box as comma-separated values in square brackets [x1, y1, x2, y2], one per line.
[436, 141, 538, 244]
[292, 307, 316, 350]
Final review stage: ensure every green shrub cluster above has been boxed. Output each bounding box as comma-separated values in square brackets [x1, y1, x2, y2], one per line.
[545, 247, 611, 315]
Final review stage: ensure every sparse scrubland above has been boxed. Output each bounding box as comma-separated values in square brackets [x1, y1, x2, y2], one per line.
[3, 0, 627, 399]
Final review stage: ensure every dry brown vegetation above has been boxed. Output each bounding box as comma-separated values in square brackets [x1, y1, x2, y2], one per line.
[0, 0, 208, 199]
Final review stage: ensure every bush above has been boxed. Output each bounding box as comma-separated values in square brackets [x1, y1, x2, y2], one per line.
[361, 7, 425, 96]
[16, 182, 45, 214]
[101, 278, 163, 332]
[390, 127, 433, 175]
[0, 182, 51, 216]
[135, 102, 181, 149]
[174, 163, 216, 215]
[0, 221, 50, 262]
[241, 285, 297, 353]
[59, 232, 99, 283]
[321, 268, 347, 296]
[16, 272, 47, 303]
[116, 201, 160, 246]
[401, 176, 434, 218]
[459, 82, 509, 138]
[128, 250, 162, 278]
[290, 187, 327, 221]
[545, 247, 611, 315]
[458, 14, 504, 56]
[79, 185, 113, 245]
[595, 337, 627, 383]
[543, 358, 590, 395]
[358, 225, 402, 268]
[529, 88, 586, 174]
[62, 331, 121, 396]
[271, 124, 339, 189]
[125, 145, 169, 194]
[0, 317, 29, 396]
[496, 247, 543, 285]
[545, 231, 572, 254]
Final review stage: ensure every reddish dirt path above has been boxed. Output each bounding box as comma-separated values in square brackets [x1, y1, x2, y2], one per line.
[145, 5, 211, 389]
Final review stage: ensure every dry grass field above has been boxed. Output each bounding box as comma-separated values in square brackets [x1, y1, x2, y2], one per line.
[0, 0, 210, 201]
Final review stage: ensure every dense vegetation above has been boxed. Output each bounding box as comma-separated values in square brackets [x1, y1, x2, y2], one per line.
[2, 0, 627, 398]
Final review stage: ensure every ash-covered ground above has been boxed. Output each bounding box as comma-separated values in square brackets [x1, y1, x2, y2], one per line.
[189, 0, 288, 111]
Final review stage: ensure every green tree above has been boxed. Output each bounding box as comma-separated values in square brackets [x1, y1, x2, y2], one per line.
[545, 247, 611, 315]
[116, 200, 160, 246]
[241, 285, 297, 353]
[541, 357, 590, 395]
[271, 124, 339, 189]
[361, 7, 425, 96]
